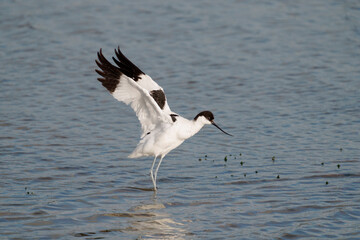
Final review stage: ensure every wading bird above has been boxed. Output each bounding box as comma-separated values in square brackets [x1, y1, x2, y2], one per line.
[95, 47, 232, 191]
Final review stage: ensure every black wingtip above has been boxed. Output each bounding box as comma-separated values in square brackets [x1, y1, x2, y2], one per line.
[112, 47, 144, 81]
[95, 48, 121, 93]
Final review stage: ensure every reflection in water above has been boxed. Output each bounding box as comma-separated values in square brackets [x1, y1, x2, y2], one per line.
[90, 196, 189, 239]
[122, 198, 188, 239]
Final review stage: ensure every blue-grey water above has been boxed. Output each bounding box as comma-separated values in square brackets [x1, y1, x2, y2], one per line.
[1, 0, 360, 239]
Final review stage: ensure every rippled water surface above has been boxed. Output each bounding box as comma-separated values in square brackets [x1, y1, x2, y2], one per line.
[1, 0, 360, 239]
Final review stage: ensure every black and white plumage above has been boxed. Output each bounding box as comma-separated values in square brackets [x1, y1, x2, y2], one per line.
[95, 47, 232, 190]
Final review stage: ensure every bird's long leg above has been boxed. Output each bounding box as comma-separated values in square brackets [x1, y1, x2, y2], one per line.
[154, 155, 165, 189]
[150, 156, 157, 190]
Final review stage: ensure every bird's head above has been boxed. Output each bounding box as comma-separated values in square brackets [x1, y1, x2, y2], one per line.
[194, 111, 233, 136]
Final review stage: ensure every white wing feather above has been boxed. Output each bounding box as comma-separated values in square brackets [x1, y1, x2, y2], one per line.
[112, 74, 172, 137]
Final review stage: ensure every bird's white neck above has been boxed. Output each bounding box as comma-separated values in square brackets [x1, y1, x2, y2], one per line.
[179, 118, 206, 140]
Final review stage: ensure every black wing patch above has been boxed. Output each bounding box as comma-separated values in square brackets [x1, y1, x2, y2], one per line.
[95, 47, 145, 93]
[150, 89, 166, 110]
[170, 114, 178, 122]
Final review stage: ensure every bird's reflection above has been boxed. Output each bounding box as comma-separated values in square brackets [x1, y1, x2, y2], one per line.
[100, 194, 189, 239]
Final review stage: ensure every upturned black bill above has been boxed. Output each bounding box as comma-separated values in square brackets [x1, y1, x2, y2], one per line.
[211, 121, 233, 136]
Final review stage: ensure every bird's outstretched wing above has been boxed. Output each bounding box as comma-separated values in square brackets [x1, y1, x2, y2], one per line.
[95, 47, 173, 138]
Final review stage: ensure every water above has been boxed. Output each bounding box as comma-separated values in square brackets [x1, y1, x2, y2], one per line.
[1, 0, 359, 239]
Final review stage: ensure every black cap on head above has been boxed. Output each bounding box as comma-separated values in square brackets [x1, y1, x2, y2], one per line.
[194, 111, 214, 121]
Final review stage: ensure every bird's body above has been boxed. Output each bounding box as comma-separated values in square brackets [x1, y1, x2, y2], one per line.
[95, 47, 232, 190]
[129, 115, 204, 158]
